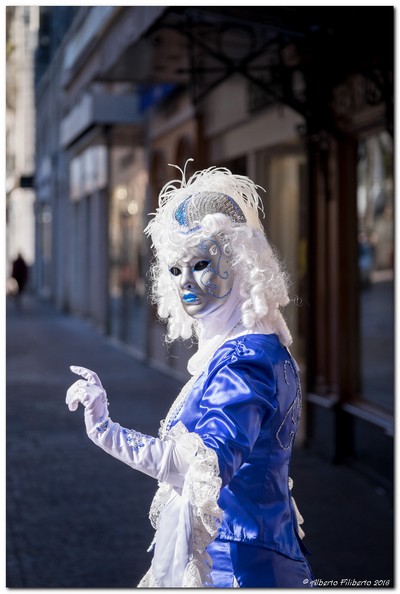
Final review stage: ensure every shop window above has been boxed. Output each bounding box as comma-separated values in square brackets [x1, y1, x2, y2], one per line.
[268, 154, 307, 364]
[357, 131, 394, 413]
[109, 146, 148, 350]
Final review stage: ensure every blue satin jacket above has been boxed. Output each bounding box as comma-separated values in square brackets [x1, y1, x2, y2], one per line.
[172, 333, 305, 561]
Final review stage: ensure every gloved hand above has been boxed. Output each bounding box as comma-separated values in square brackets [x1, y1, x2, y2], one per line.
[66, 365, 110, 433]
[65, 365, 194, 486]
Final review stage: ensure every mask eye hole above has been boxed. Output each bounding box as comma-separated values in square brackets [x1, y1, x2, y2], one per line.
[169, 266, 181, 277]
[193, 260, 210, 272]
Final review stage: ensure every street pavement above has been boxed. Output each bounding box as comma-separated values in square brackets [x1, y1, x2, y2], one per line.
[6, 295, 394, 588]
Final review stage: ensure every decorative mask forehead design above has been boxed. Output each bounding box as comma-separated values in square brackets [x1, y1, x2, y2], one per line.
[174, 191, 247, 233]
[168, 236, 234, 319]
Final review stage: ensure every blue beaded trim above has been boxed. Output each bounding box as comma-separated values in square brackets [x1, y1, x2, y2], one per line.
[122, 428, 156, 453]
[174, 197, 194, 227]
[96, 418, 110, 433]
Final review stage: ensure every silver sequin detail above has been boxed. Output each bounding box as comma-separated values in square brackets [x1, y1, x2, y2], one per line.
[174, 191, 246, 233]
[122, 428, 156, 452]
[276, 358, 302, 450]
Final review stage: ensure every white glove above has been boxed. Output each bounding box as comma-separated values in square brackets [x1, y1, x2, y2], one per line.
[66, 365, 191, 487]
[66, 365, 110, 433]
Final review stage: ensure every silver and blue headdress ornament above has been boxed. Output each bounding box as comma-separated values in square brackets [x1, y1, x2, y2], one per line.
[174, 191, 247, 233]
[144, 160, 265, 248]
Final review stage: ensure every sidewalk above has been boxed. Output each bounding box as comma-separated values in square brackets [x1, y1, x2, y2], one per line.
[6, 295, 394, 588]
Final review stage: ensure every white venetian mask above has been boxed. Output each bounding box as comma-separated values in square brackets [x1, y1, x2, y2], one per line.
[168, 237, 234, 319]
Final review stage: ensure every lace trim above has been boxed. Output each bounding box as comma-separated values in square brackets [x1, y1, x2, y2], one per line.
[178, 426, 223, 551]
[137, 567, 158, 588]
[141, 422, 223, 588]
[138, 568, 240, 589]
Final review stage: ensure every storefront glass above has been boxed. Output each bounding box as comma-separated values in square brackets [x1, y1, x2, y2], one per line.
[357, 131, 394, 413]
[109, 146, 148, 352]
[258, 151, 308, 369]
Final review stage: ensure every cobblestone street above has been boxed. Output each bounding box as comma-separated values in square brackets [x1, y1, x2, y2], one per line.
[6, 296, 394, 588]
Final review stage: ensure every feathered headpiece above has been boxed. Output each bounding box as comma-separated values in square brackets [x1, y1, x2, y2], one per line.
[144, 160, 293, 348]
[144, 160, 266, 247]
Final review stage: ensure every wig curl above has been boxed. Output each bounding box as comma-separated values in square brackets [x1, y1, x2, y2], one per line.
[145, 162, 293, 346]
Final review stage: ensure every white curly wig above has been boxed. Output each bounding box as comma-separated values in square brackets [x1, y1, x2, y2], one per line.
[144, 161, 293, 346]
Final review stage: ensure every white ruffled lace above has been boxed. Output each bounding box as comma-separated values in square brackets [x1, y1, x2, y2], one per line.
[138, 422, 223, 588]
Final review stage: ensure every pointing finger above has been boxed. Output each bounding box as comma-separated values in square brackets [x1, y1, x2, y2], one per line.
[70, 365, 102, 387]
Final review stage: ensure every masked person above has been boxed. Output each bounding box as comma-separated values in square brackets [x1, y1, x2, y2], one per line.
[66, 164, 314, 588]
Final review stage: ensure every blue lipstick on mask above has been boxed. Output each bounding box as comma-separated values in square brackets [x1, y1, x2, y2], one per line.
[183, 293, 198, 303]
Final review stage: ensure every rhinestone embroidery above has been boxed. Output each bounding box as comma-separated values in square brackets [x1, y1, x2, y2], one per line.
[122, 428, 156, 452]
[276, 358, 302, 450]
[96, 418, 110, 433]
[234, 341, 250, 357]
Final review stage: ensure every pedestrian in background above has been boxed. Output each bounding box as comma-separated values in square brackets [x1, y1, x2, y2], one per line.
[66, 163, 313, 588]
[11, 253, 29, 307]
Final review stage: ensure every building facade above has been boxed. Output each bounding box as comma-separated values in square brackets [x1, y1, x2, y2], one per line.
[33, 6, 394, 484]
[6, 6, 39, 285]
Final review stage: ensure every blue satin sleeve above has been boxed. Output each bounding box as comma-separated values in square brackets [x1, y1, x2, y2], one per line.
[194, 342, 278, 486]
